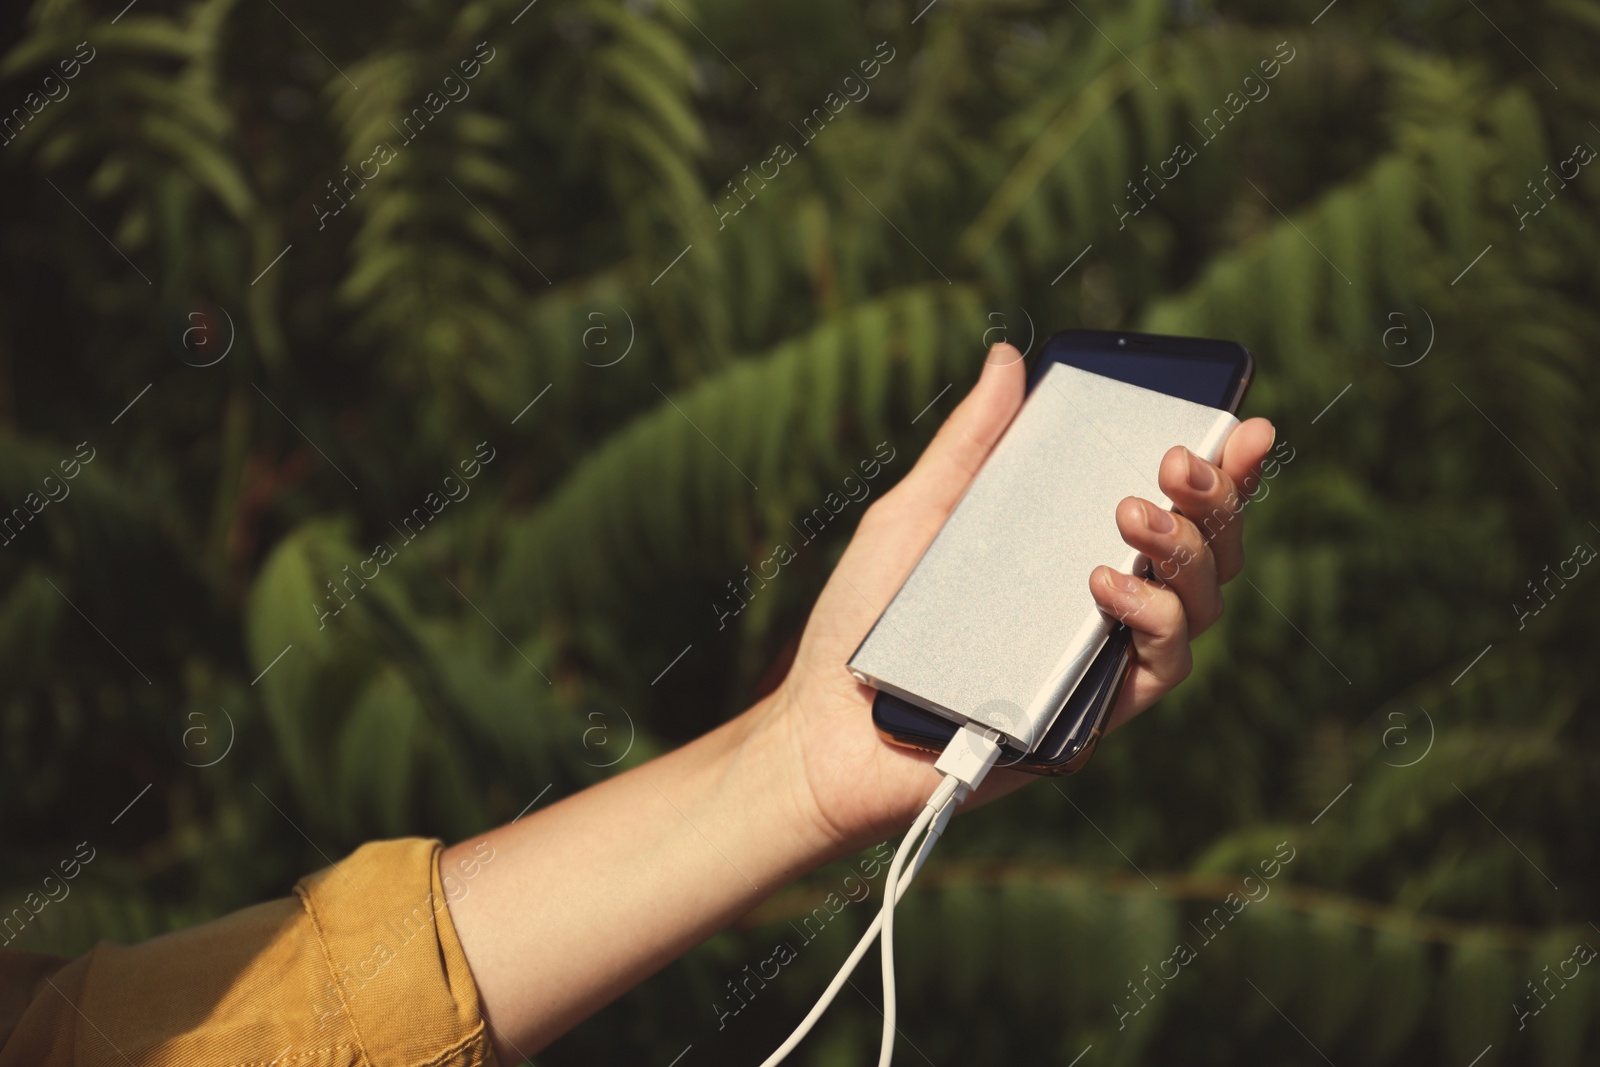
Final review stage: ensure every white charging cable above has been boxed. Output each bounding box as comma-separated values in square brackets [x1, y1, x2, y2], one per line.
[755, 786, 950, 1067]
[759, 722, 1004, 1067]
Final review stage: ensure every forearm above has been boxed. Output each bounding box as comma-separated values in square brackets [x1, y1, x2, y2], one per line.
[440, 691, 839, 1061]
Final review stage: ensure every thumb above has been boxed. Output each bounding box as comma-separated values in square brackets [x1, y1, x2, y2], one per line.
[826, 345, 1024, 612]
[885, 343, 1026, 521]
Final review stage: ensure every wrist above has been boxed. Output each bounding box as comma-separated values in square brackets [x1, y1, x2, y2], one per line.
[734, 687, 865, 864]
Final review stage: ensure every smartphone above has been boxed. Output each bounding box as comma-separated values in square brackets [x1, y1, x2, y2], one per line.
[870, 328, 1254, 775]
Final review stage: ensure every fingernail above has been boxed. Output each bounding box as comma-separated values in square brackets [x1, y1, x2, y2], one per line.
[984, 343, 1019, 369]
[1104, 568, 1143, 596]
[1185, 449, 1216, 492]
[1141, 500, 1176, 534]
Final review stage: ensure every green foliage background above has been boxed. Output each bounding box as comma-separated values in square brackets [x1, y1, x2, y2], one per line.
[2, 0, 1598, 1062]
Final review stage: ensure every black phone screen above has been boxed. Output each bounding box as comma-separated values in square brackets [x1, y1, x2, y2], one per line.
[1028, 330, 1253, 408]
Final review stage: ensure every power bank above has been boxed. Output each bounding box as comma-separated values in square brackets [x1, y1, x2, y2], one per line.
[847, 362, 1240, 751]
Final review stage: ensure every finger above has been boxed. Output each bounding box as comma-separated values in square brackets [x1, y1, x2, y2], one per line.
[1089, 565, 1191, 734]
[1220, 417, 1277, 488]
[1161, 418, 1275, 583]
[1157, 421, 1269, 583]
[1114, 495, 1224, 637]
[1156, 446, 1245, 583]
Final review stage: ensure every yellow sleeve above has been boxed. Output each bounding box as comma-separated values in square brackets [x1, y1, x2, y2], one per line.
[0, 838, 498, 1067]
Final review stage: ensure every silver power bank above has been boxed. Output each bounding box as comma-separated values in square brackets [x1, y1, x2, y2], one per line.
[847, 363, 1239, 751]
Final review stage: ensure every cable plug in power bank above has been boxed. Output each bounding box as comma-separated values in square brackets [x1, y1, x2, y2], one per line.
[847, 362, 1240, 752]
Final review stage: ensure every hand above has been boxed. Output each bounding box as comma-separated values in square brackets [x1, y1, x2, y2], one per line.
[445, 343, 1275, 1059]
[760, 343, 1277, 855]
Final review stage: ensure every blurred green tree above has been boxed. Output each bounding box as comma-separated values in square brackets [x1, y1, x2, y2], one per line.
[1, 0, 1597, 1063]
